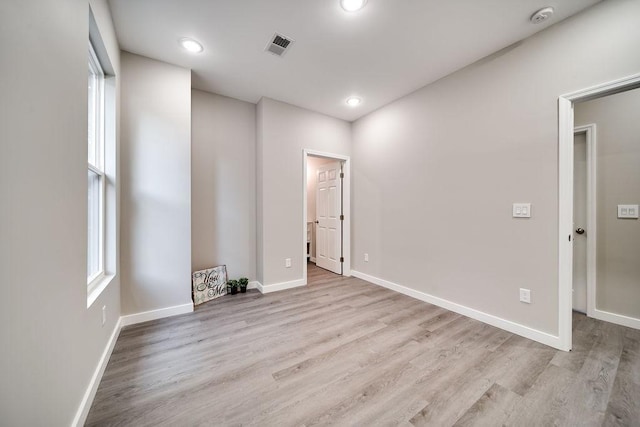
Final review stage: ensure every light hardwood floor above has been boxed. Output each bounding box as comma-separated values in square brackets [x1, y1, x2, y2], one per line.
[87, 264, 640, 426]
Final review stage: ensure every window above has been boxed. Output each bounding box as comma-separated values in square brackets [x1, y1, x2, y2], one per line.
[87, 43, 105, 285]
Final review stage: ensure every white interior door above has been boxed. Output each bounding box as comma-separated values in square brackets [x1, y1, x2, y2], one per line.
[315, 161, 342, 274]
[573, 132, 588, 313]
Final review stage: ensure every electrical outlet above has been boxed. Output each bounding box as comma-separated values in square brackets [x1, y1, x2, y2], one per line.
[519, 288, 531, 304]
[364, 253, 369, 262]
[513, 203, 532, 218]
[285, 258, 292, 268]
[102, 305, 107, 326]
[618, 204, 639, 219]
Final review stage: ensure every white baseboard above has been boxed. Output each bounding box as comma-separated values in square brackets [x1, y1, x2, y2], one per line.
[592, 308, 640, 330]
[258, 278, 306, 294]
[248, 281, 260, 290]
[310, 256, 316, 262]
[72, 317, 122, 427]
[351, 270, 563, 350]
[120, 302, 194, 327]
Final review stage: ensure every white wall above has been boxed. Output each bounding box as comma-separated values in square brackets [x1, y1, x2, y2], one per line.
[575, 88, 640, 320]
[351, 0, 640, 337]
[0, 0, 121, 425]
[257, 98, 351, 286]
[191, 90, 256, 280]
[120, 52, 193, 315]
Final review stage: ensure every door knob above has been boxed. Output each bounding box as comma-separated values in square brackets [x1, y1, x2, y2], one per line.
[315, 220, 319, 224]
[575, 228, 585, 235]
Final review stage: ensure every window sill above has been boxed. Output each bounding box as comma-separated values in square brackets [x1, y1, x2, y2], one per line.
[87, 273, 115, 308]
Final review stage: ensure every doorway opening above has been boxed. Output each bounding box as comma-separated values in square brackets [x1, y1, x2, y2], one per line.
[302, 149, 351, 284]
[559, 72, 640, 351]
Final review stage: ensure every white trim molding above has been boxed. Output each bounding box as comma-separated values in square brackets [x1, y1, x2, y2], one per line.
[558, 72, 640, 346]
[72, 317, 122, 427]
[87, 273, 115, 308]
[120, 303, 194, 327]
[558, 95, 574, 351]
[591, 309, 640, 330]
[352, 270, 563, 350]
[257, 278, 306, 294]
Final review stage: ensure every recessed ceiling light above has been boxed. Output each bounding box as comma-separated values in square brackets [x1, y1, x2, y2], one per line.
[346, 97, 361, 107]
[179, 38, 204, 53]
[340, 0, 367, 12]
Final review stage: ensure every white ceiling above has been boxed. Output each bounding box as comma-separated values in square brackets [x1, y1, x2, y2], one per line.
[109, 0, 600, 121]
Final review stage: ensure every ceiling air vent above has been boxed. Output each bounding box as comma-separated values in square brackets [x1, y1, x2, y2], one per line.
[265, 32, 295, 57]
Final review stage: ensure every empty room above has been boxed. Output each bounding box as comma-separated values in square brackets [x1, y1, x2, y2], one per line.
[2, 0, 640, 426]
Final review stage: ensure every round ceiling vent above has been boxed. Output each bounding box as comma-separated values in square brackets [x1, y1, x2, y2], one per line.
[530, 7, 554, 24]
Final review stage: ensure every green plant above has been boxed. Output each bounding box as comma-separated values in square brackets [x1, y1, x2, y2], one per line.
[227, 279, 239, 295]
[239, 277, 249, 293]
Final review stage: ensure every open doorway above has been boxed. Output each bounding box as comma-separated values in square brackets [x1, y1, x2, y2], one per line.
[559, 73, 640, 351]
[307, 157, 342, 274]
[302, 149, 351, 284]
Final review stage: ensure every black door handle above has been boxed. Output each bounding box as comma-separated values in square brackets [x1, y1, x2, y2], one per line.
[575, 228, 585, 235]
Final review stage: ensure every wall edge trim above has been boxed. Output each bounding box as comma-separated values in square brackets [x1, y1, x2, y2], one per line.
[351, 270, 563, 350]
[258, 278, 306, 294]
[120, 303, 194, 327]
[72, 317, 122, 427]
[592, 308, 640, 330]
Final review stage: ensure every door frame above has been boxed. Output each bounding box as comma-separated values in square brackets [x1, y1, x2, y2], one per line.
[302, 149, 351, 283]
[573, 124, 597, 317]
[558, 72, 640, 349]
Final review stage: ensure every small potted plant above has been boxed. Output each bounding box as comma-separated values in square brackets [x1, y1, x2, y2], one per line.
[227, 279, 239, 295]
[239, 277, 249, 293]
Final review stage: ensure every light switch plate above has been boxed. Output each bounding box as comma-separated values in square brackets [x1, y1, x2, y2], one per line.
[618, 204, 639, 219]
[513, 203, 531, 218]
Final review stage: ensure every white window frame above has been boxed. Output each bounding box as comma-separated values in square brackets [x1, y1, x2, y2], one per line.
[87, 42, 106, 289]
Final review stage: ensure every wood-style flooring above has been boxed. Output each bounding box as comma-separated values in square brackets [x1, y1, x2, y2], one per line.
[86, 263, 640, 426]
